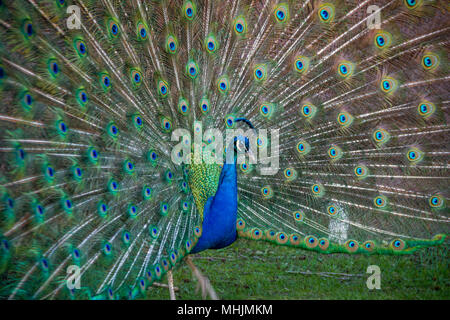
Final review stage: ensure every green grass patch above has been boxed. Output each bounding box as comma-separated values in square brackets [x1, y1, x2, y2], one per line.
[146, 239, 449, 300]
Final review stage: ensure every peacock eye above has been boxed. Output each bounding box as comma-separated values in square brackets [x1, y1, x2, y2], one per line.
[404, 0, 422, 9]
[18, 148, 25, 160]
[300, 102, 317, 119]
[374, 195, 387, 208]
[374, 31, 392, 49]
[22, 19, 34, 38]
[327, 145, 342, 160]
[47, 59, 60, 78]
[46, 166, 54, 177]
[380, 77, 398, 94]
[337, 61, 354, 78]
[318, 3, 335, 23]
[274, 4, 288, 23]
[23, 92, 33, 107]
[217, 76, 229, 94]
[161, 118, 172, 131]
[6, 197, 14, 209]
[377, 36, 384, 46]
[261, 186, 273, 199]
[372, 128, 390, 145]
[277, 11, 284, 19]
[253, 65, 267, 82]
[57, 120, 68, 135]
[136, 21, 148, 40]
[294, 56, 310, 74]
[327, 205, 337, 215]
[260, 104, 269, 115]
[60, 198, 73, 213]
[178, 98, 189, 114]
[52, 62, 58, 74]
[1, 239, 10, 251]
[186, 60, 198, 79]
[74, 38, 87, 57]
[41, 258, 49, 269]
[74, 166, 82, 177]
[158, 79, 169, 97]
[200, 99, 210, 113]
[205, 34, 218, 53]
[406, 147, 423, 163]
[26, 23, 33, 36]
[183, 1, 196, 20]
[421, 53, 439, 71]
[429, 195, 444, 209]
[166, 35, 178, 54]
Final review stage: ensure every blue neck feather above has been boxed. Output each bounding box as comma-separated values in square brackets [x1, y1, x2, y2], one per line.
[191, 162, 238, 253]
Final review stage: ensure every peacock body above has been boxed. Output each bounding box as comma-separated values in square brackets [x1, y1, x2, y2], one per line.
[0, 0, 448, 300]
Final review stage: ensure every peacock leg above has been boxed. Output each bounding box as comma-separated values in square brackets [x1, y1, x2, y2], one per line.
[186, 256, 219, 300]
[167, 270, 176, 300]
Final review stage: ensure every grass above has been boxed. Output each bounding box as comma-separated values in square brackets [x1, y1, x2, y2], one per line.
[146, 238, 449, 300]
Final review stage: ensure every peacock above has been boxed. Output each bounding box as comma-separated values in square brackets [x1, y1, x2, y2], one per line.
[0, 0, 448, 300]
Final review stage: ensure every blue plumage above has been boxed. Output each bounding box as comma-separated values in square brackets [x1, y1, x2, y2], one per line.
[191, 163, 238, 253]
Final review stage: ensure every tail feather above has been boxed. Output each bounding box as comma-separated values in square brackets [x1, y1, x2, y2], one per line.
[0, 0, 448, 300]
